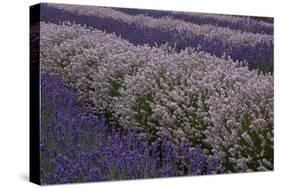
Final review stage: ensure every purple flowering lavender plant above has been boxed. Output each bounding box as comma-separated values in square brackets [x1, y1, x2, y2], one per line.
[40, 73, 219, 184]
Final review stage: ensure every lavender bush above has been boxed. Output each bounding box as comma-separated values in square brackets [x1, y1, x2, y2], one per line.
[40, 73, 219, 184]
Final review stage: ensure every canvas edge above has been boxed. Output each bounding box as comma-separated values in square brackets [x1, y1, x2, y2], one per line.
[30, 3, 41, 185]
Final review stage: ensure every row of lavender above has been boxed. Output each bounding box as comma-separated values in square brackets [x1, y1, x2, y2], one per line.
[40, 73, 219, 184]
[47, 4, 272, 45]
[40, 20, 273, 181]
[41, 4, 273, 73]
[114, 7, 273, 34]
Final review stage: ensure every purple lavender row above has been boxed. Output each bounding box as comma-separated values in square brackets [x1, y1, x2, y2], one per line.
[251, 16, 273, 24]
[40, 73, 219, 185]
[113, 7, 273, 35]
[40, 5, 273, 73]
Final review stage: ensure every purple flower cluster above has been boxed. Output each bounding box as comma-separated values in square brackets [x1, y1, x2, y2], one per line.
[40, 73, 219, 184]
[40, 4, 273, 73]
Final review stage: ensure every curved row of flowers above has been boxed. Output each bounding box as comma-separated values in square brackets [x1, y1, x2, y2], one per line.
[114, 7, 273, 35]
[40, 22, 273, 173]
[46, 3, 272, 45]
[40, 73, 219, 184]
[41, 5, 273, 73]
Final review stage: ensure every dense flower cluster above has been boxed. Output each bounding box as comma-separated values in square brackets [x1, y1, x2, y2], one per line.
[40, 4, 273, 73]
[114, 52, 273, 172]
[37, 3, 273, 184]
[40, 73, 219, 184]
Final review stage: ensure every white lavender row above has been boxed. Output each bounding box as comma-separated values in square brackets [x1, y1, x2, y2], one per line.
[46, 3, 273, 46]
[40, 22, 273, 173]
[40, 21, 154, 113]
[114, 52, 273, 172]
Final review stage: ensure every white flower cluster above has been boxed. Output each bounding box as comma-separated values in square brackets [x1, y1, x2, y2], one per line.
[47, 4, 273, 46]
[40, 22, 273, 172]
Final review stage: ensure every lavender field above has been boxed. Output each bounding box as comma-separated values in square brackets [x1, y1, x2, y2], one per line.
[36, 3, 274, 184]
